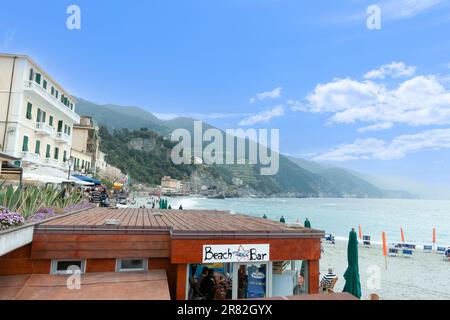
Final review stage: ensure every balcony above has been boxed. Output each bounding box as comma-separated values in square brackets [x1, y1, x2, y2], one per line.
[21, 152, 40, 164]
[35, 122, 54, 136]
[23, 81, 80, 124]
[54, 132, 71, 144]
[43, 158, 62, 168]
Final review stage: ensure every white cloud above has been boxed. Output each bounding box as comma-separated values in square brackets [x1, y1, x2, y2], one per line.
[239, 105, 284, 126]
[379, 0, 443, 20]
[304, 75, 450, 128]
[287, 100, 308, 112]
[336, 0, 443, 23]
[364, 62, 416, 80]
[250, 87, 282, 103]
[312, 128, 450, 162]
[357, 122, 393, 133]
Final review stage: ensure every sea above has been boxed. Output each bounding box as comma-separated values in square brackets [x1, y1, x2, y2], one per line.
[134, 197, 450, 247]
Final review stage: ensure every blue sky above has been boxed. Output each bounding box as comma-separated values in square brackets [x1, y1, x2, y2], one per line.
[2, 0, 450, 189]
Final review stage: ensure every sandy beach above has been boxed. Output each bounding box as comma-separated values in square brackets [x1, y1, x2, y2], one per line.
[320, 240, 450, 300]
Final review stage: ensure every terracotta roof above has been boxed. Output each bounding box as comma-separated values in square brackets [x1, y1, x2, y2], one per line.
[0, 271, 170, 300]
[36, 208, 324, 239]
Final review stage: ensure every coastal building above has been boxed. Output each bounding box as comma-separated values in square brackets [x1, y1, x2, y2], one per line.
[0, 208, 324, 300]
[161, 176, 181, 191]
[0, 54, 79, 177]
[71, 116, 99, 175]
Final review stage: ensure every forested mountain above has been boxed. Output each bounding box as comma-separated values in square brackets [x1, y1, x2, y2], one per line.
[80, 98, 415, 198]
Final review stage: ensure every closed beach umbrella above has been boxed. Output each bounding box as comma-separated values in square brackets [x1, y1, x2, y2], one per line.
[263, 214, 267, 219]
[358, 225, 363, 240]
[343, 228, 362, 299]
[280, 216, 286, 223]
[400, 227, 405, 243]
[433, 227, 436, 244]
[304, 218, 311, 229]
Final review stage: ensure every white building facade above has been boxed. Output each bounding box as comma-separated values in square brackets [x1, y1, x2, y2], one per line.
[0, 54, 80, 174]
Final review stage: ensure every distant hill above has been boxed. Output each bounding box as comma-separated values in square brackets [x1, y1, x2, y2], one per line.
[77, 98, 415, 198]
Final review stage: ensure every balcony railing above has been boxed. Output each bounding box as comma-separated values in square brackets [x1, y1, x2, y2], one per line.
[55, 132, 71, 144]
[23, 81, 80, 123]
[21, 152, 40, 164]
[35, 122, 54, 136]
[43, 158, 61, 168]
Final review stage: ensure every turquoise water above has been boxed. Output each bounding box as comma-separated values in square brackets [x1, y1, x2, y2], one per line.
[162, 197, 450, 247]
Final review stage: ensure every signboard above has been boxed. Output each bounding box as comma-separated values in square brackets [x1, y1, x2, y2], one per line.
[202, 244, 270, 263]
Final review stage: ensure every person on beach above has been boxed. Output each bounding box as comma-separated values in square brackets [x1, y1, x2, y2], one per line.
[100, 188, 109, 207]
[320, 267, 337, 292]
[179, 204, 183, 210]
[90, 187, 101, 206]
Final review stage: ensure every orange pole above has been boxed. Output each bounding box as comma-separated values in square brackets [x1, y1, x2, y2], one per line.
[433, 227, 436, 244]
[358, 225, 363, 239]
[400, 227, 405, 243]
[382, 232, 388, 257]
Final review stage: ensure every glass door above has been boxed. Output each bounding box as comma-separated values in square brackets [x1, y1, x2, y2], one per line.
[233, 263, 270, 299]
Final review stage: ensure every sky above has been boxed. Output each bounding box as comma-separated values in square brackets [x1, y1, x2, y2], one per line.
[1, 0, 450, 189]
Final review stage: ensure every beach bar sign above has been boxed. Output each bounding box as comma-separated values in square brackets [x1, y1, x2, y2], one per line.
[202, 244, 270, 263]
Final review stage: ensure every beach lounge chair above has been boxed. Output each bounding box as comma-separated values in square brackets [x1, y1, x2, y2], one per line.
[402, 249, 414, 257]
[362, 235, 371, 247]
[436, 246, 446, 254]
[423, 245, 433, 253]
[404, 243, 416, 250]
[388, 247, 398, 257]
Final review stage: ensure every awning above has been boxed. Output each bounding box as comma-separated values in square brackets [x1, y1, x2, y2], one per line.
[72, 174, 102, 185]
[23, 166, 71, 184]
[71, 176, 94, 186]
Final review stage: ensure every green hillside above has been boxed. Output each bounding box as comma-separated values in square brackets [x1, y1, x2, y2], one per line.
[78, 98, 412, 198]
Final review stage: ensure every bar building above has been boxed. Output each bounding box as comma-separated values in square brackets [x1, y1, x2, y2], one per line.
[0, 208, 324, 300]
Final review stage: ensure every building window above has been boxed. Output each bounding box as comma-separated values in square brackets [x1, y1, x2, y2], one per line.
[67, 127, 71, 136]
[57, 120, 63, 133]
[29, 68, 34, 81]
[49, 115, 53, 127]
[63, 150, 67, 162]
[51, 86, 55, 96]
[81, 160, 85, 169]
[64, 125, 68, 134]
[43, 79, 47, 90]
[54, 147, 59, 160]
[37, 108, 42, 122]
[26, 102, 33, 120]
[22, 136, 29, 152]
[35, 140, 41, 155]
[35, 73, 41, 85]
[46, 144, 51, 159]
[55, 90, 59, 99]
[42, 111, 46, 123]
[51, 260, 86, 275]
[116, 259, 147, 272]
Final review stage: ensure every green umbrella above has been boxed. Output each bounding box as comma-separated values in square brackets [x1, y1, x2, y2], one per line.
[300, 219, 311, 278]
[343, 228, 362, 299]
[304, 218, 311, 229]
[280, 216, 286, 223]
[262, 214, 267, 219]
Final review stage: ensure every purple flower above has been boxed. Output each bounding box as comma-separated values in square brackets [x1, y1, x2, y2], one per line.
[0, 207, 25, 230]
[27, 207, 59, 223]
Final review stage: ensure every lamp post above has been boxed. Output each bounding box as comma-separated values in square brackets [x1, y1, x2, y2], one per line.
[67, 157, 74, 181]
